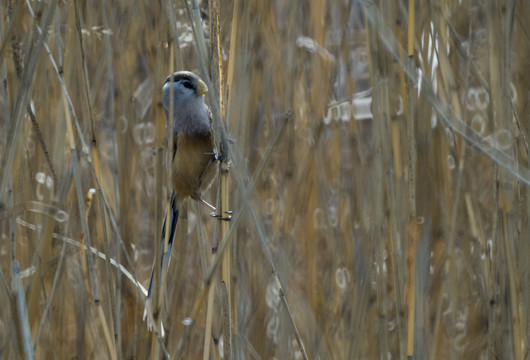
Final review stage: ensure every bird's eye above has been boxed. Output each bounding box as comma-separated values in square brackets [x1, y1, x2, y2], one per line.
[182, 80, 193, 90]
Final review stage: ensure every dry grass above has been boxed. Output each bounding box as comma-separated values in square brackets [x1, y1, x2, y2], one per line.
[0, 0, 529, 359]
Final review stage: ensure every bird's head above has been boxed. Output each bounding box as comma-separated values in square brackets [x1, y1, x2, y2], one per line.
[162, 71, 210, 135]
[162, 71, 208, 114]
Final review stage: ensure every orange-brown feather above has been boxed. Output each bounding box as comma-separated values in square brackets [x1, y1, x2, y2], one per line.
[172, 131, 217, 205]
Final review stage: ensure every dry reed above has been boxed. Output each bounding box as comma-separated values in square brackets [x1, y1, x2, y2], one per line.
[0, 0, 528, 359]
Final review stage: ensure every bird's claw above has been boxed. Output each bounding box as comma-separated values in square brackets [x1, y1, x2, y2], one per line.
[210, 211, 232, 221]
[215, 152, 228, 161]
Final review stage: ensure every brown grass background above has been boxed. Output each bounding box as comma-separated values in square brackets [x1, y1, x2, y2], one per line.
[0, 0, 529, 359]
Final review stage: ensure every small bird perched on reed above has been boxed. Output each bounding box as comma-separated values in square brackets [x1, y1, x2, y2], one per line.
[145, 71, 218, 327]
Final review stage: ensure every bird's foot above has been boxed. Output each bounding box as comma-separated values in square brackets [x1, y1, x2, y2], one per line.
[215, 152, 228, 161]
[210, 210, 232, 221]
[197, 198, 216, 211]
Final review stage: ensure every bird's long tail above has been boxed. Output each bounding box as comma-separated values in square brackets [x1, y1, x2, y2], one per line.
[145, 191, 179, 325]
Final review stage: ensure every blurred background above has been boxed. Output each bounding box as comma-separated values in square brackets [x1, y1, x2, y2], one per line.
[0, 0, 528, 359]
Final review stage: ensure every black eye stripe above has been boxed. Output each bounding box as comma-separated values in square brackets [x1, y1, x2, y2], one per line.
[164, 73, 200, 90]
[182, 80, 194, 89]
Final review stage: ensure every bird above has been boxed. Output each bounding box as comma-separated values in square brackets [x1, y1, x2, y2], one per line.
[145, 71, 218, 327]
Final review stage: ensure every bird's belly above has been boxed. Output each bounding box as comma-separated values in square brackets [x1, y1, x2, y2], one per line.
[172, 133, 216, 199]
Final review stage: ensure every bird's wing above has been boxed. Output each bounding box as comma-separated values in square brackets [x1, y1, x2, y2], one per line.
[208, 108, 220, 159]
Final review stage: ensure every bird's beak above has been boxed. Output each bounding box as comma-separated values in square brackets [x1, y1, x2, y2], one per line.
[196, 80, 208, 95]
